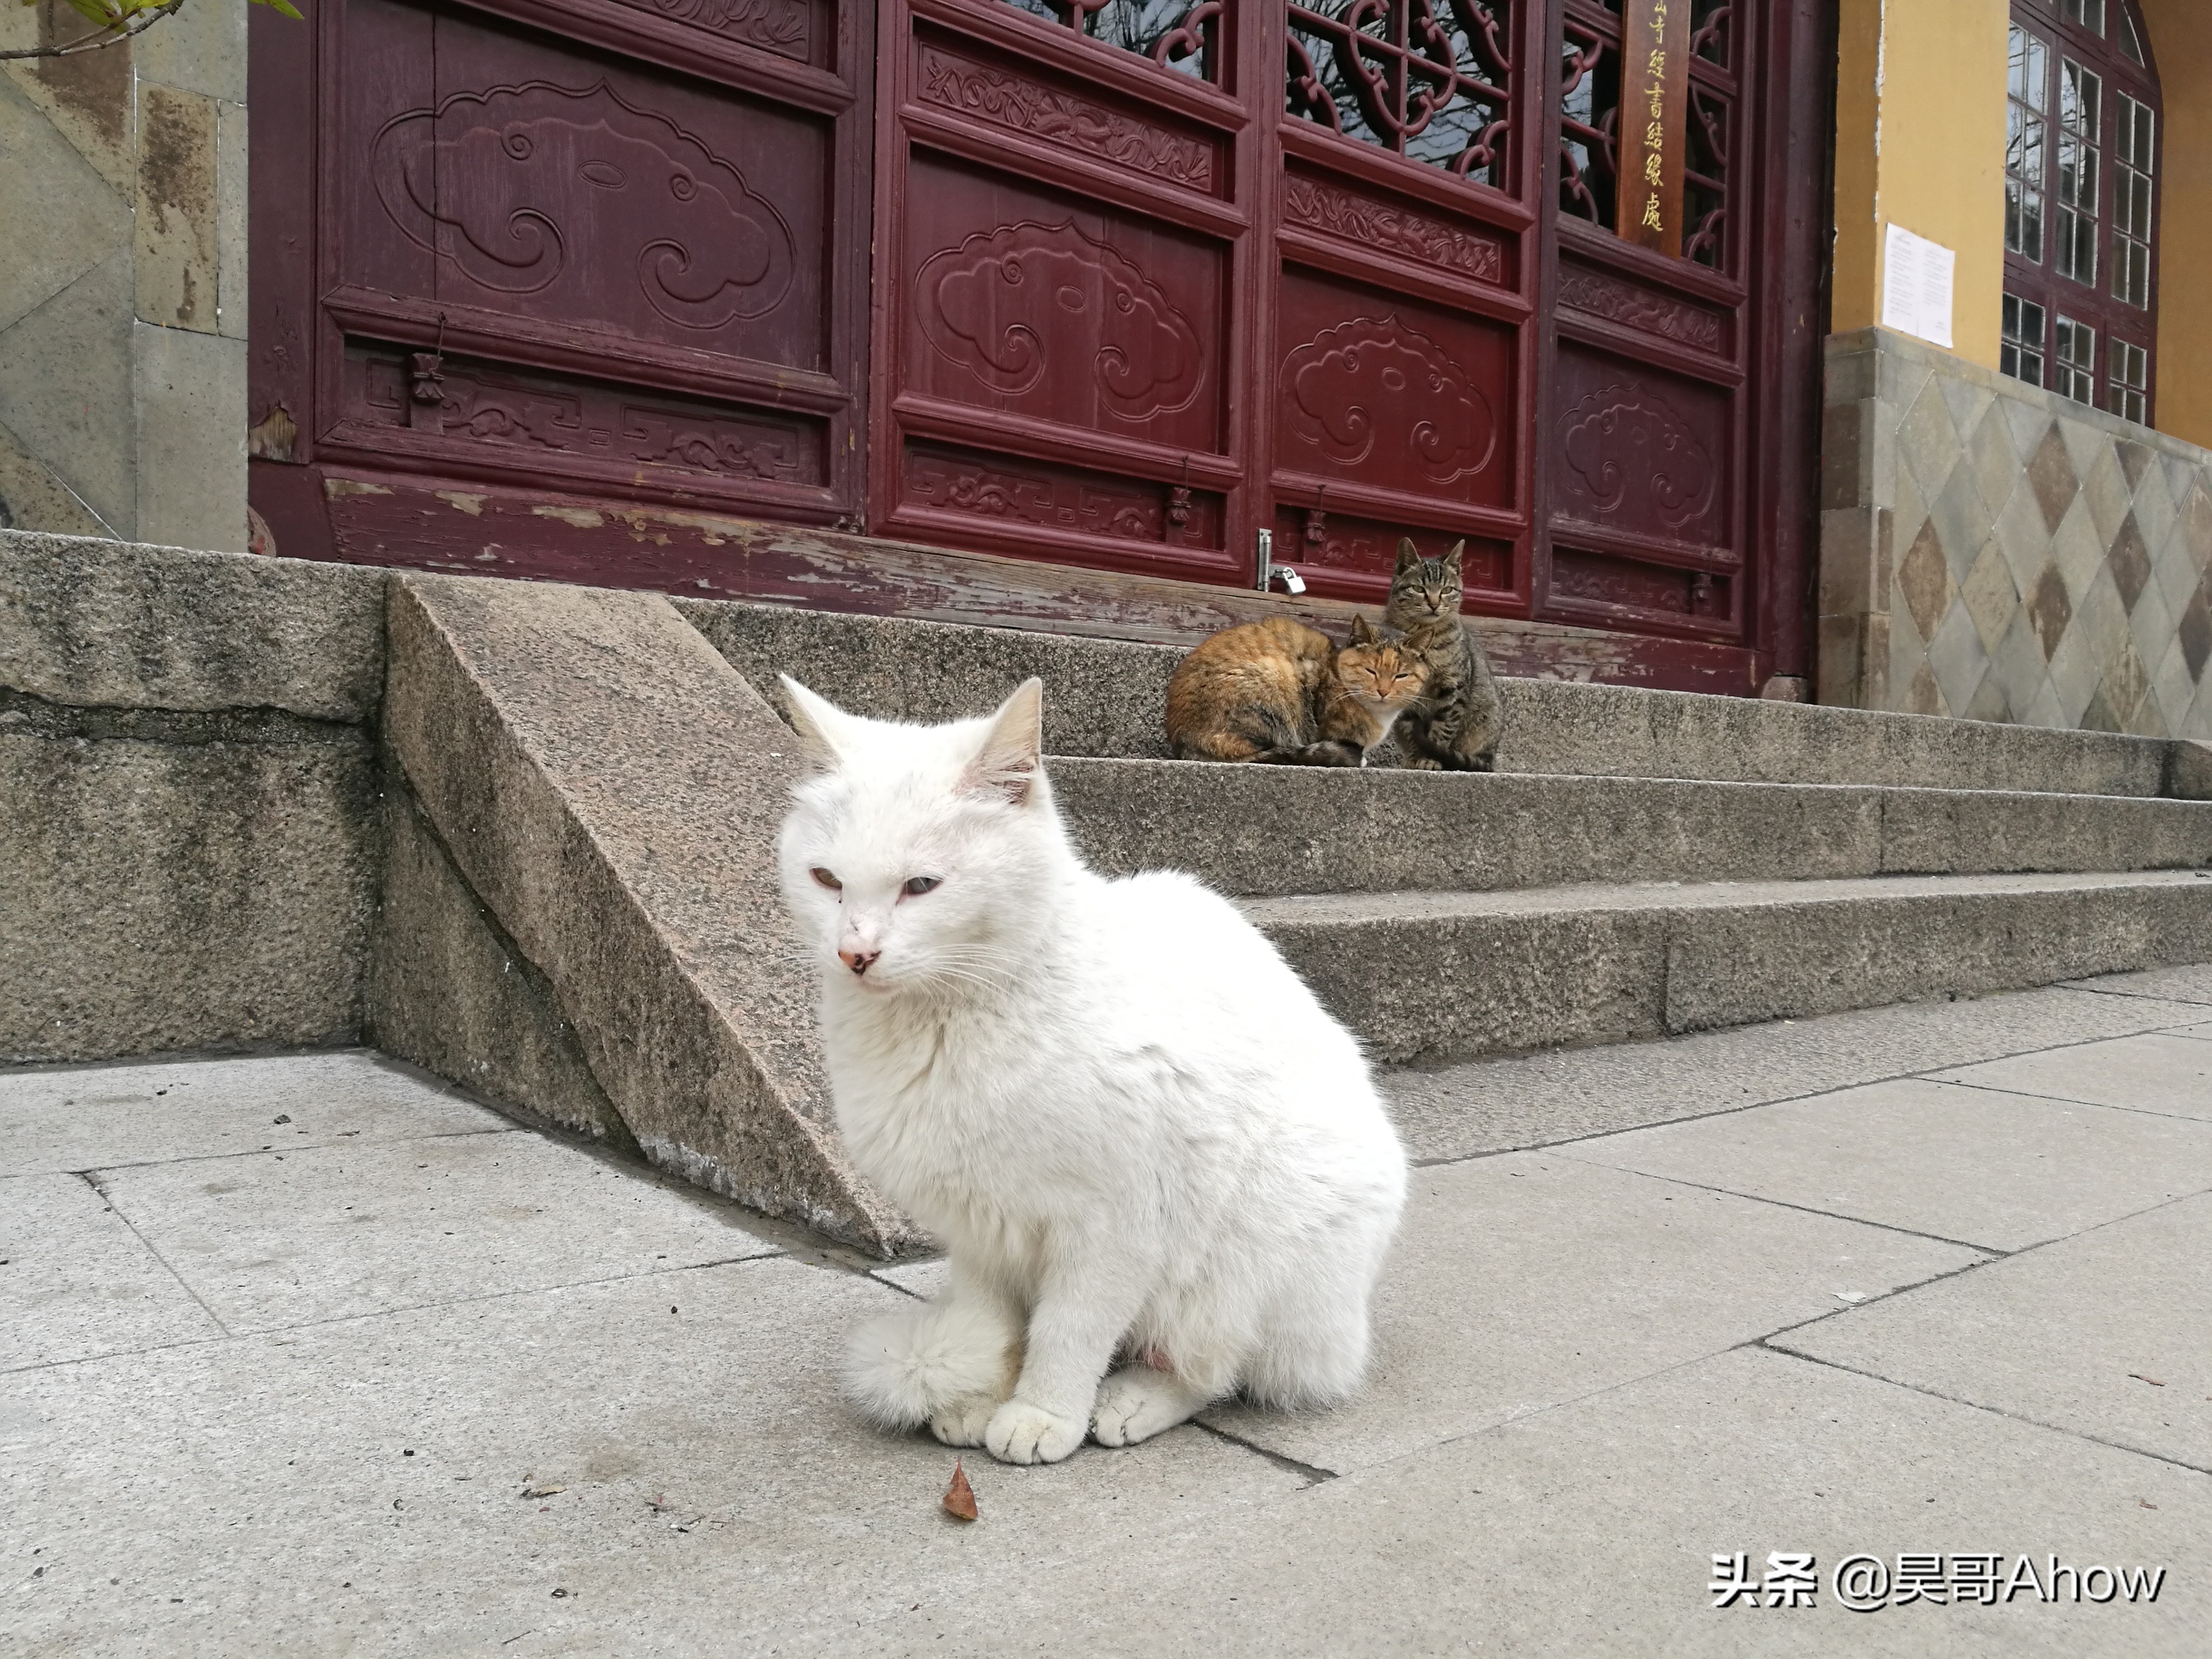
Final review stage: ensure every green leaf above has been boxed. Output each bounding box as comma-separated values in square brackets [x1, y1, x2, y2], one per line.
[60, 0, 123, 28]
[250, 0, 306, 13]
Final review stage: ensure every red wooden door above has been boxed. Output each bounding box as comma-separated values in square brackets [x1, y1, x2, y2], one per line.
[1269, 1, 1538, 617]
[1544, 0, 1828, 690]
[255, 0, 1823, 692]
[866, 0, 1827, 693]
[866, 0, 1253, 585]
[249, 0, 875, 552]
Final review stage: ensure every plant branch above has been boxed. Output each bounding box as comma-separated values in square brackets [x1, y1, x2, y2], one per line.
[0, 0, 188, 61]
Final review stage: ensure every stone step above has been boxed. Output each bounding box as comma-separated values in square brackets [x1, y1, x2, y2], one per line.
[377, 573, 915, 1254]
[1244, 870, 2212, 1067]
[686, 596, 2205, 798]
[1049, 757, 2212, 898]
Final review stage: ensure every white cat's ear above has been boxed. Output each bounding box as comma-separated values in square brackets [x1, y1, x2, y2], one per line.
[779, 675, 860, 769]
[962, 678, 1045, 807]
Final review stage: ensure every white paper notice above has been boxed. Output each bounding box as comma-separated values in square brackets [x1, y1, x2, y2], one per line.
[1882, 224, 1956, 350]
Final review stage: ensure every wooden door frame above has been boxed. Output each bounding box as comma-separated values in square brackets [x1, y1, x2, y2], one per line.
[863, 0, 1257, 585]
[248, 0, 880, 561]
[1531, 0, 1831, 693]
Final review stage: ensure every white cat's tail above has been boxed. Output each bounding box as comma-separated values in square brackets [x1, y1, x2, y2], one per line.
[843, 1298, 1020, 1429]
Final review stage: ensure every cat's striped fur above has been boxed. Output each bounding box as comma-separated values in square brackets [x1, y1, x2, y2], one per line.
[1385, 539, 1503, 772]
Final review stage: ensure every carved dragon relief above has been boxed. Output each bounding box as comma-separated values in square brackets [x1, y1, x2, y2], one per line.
[370, 80, 797, 331]
[915, 220, 1207, 421]
[619, 0, 812, 60]
[1555, 268, 1723, 354]
[1278, 314, 1498, 486]
[1558, 383, 1719, 534]
[916, 48, 1214, 191]
[1282, 176, 1504, 283]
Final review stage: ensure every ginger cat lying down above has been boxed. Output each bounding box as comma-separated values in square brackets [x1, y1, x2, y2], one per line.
[1164, 614, 1427, 766]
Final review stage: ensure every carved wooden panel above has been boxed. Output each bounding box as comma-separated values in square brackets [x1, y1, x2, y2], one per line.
[1550, 545, 1735, 630]
[1282, 169, 1507, 285]
[343, 343, 828, 490]
[255, 0, 871, 544]
[1272, 505, 1512, 601]
[914, 36, 1222, 196]
[604, 0, 823, 66]
[1549, 344, 1729, 552]
[387, 12, 830, 369]
[1274, 269, 1514, 510]
[1555, 259, 1725, 355]
[903, 440, 1224, 550]
[900, 156, 1226, 454]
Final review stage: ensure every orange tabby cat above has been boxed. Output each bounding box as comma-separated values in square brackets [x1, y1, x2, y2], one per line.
[1165, 615, 1426, 767]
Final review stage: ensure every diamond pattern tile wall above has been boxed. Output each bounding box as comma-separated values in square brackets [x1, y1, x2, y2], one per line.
[1822, 329, 2212, 738]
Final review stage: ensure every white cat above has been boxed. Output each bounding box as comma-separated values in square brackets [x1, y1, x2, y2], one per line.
[775, 676, 1407, 1466]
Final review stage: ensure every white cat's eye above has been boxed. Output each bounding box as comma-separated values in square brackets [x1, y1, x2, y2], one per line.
[903, 876, 941, 897]
[811, 867, 842, 891]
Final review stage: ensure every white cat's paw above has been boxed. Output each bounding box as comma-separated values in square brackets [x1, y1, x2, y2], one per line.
[1090, 1366, 1205, 1448]
[929, 1394, 998, 1448]
[983, 1400, 1086, 1466]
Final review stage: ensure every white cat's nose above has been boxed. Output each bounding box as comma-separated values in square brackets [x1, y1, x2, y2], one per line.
[839, 947, 880, 976]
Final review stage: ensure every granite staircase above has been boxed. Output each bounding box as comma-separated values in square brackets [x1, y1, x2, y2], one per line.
[692, 596, 2212, 1063]
[13, 520, 2205, 1255]
[367, 576, 2212, 1252]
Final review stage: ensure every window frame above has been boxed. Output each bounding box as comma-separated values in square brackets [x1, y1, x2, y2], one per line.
[2002, 0, 2161, 426]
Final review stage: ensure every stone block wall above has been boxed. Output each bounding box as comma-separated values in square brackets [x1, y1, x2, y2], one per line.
[1820, 327, 2212, 739]
[0, 529, 384, 1061]
[0, 2, 246, 550]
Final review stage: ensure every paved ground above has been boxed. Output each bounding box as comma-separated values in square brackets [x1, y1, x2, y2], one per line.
[5, 967, 2209, 1657]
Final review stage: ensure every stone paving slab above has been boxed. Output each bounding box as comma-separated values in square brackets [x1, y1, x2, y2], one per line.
[0, 1052, 507, 1176]
[0, 1258, 1297, 1659]
[1777, 1193, 2212, 1473]
[2061, 963, 2212, 1004]
[1562, 1078, 2212, 1251]
[866, 1346, 2206, 1659]
[1933, 1033, 2212, 1120]
[1385, 983, 2211, 1161]
[93, 1132, 781, 1334]
[8, 1001, 2212, 1657]
[1198, 1152, 1979, 1475]
[0, 1173, 220, 1371]
[871, 1259, 946, 1298]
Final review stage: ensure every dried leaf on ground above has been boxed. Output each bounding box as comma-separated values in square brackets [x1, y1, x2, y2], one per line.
[521, 1485, 566, 1498]
[942, 1459, 978, 1522]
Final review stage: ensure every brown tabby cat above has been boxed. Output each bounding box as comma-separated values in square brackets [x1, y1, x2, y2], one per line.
[1385, 539, 1503, 772]
[1165, 615, 1425, 767]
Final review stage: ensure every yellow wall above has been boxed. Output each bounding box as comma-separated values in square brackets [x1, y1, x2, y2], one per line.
[1832, 0, 2010, 371]
[2140, 0, 2212, 449]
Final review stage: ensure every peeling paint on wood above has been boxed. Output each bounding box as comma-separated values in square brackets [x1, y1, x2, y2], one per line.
[318, 472, 1758, 694]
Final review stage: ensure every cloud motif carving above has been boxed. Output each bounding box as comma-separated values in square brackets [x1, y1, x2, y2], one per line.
[1279, 316, 1497, 484]
[371, 80, 794, 328]
[1560, 385, 1717, 532]
[916, 220, 1205, 421]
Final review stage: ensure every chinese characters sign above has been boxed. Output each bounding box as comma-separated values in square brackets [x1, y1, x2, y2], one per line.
[1616, 0, 1692, 256]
